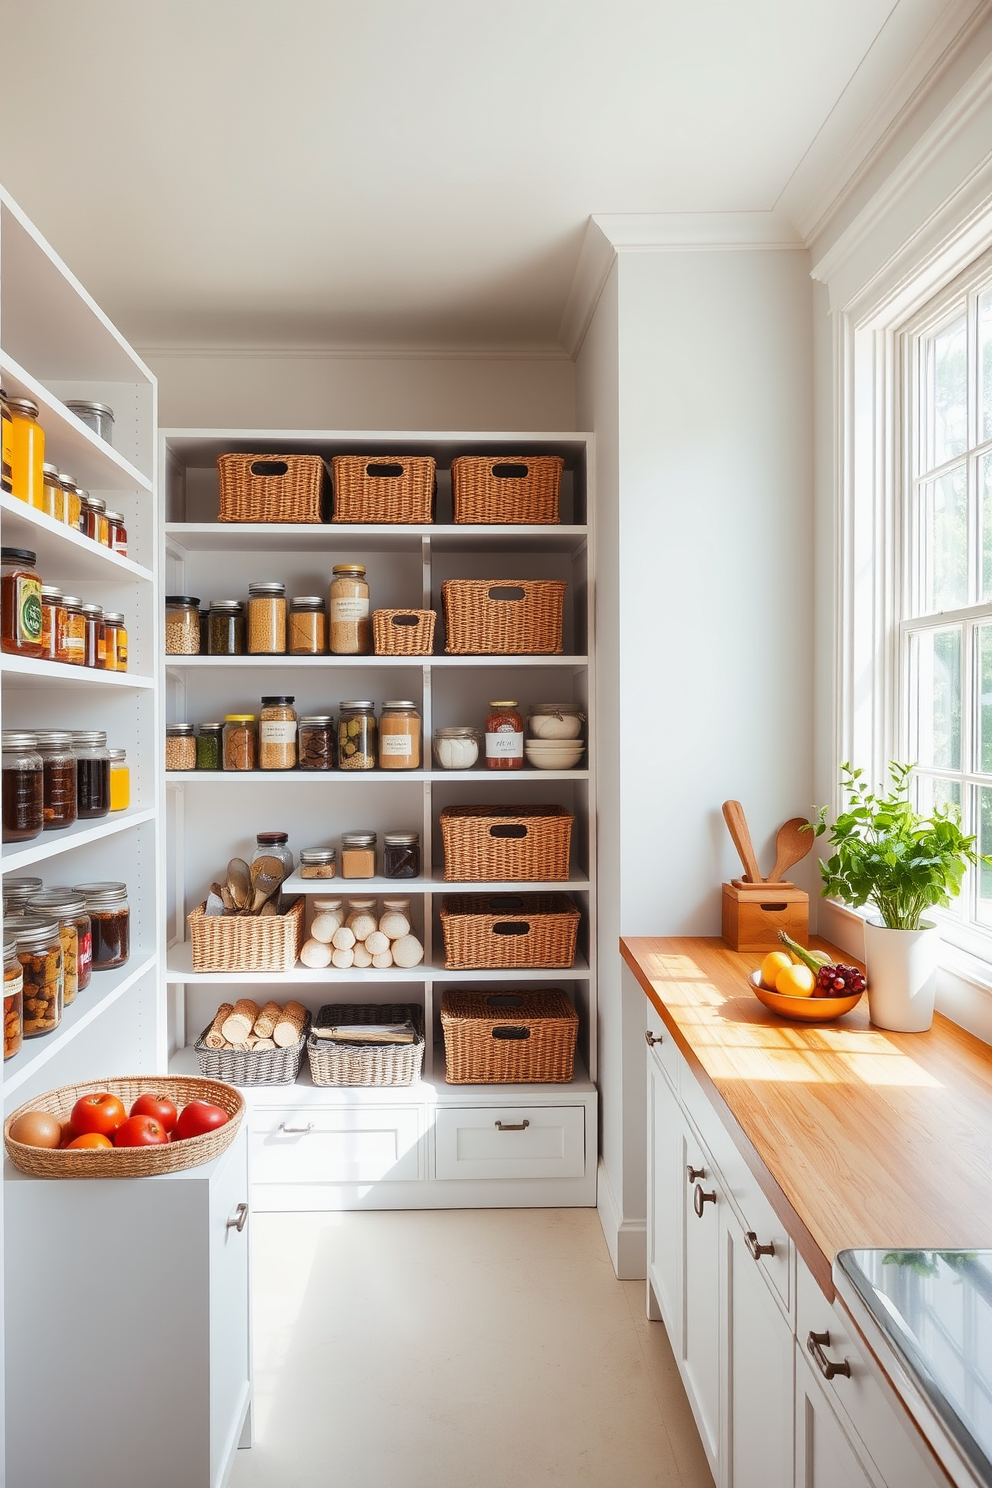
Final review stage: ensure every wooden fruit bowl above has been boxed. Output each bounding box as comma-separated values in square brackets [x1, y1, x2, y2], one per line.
[747, 970, 863, 1023]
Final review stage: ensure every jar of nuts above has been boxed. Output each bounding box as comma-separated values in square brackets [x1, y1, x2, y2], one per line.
[13, 915, 63, 1037]
[28, 890, 92, 1001]
[165, 596, 201, 655]
[3, 934, 23, 1061]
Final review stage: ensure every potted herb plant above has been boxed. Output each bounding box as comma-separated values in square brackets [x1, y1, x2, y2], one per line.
[810, 762, 981, 1031]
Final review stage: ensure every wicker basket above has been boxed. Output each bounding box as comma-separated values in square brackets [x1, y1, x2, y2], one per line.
[194, 1009, 311, 1085]
[373, 608, 436, 656]
[331, 455, 436, 524]
[187, 896, 305, 973]
[440, 893, 580, 969]
[440, 805, 573, 882]
[217, 453, 327, 523]
[441, 579, 566, 655]
[451, 455, 563, 525]
[440, 989, 578, 1084]
[3, 1075, 245, 1178]
[307, 1004, 425, 1087]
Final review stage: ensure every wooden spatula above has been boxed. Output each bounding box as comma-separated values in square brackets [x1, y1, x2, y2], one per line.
[722, 800, 763, 883]
[769, 818, 813, 884]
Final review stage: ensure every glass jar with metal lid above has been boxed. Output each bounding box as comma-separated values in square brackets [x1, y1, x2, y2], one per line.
[74, 882, 129, 970]
[259, 696, 297, 770]
[337, 700, 377, 770]
[40, 586, 68, 663]
[1, 548, 43, 657]
[247, 581, 287, 654]
[61, 595, 86, 665]
[433, 725, 480, 771]
[5, 397, 44, 506]
[71, 730, 110, 819]
[3, 877, 43, 917]
[341, 830, 377, 879]
[58, 474, 82, 530]
[252, 831, 294, 879]
[379, 700, 421, 770]
[105, 510, 127, 557]
[81, 495, 110, 547]
[288, 595, 326, 655]
[2, 732, 43, 843]
[34, 730, 77, 831]
[41, 462, 64, 521]
[3, 934, 23, 1060]
[102, 611, 127, 672]
[165, 596, 201, 655]
[81, 603, 106, 668]
[165, 723, 196, 772]
[329, 564, 371, 654]
[195, 723, 224, 771]
[14, 915, 63, 1036]
[28, 890, 91, 1005]
[383, 831, 421, 879]
[223, 715, 256, 770]
[65, 400, 115, 444]
[0, 393, 12, 495]
[208, 600, 245, 656]
[298, 715, 335, 770]
[299, 847, 337, 879]
[109, 748, 130, 811]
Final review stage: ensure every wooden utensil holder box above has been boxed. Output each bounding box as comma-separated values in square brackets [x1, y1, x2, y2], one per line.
[721, 883, 808, 951]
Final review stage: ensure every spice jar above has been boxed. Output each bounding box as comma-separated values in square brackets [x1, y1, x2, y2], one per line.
[59, 474, 82, 530]
[433, 726, 480, 771]
[384, 832, 421, 879]
[329, 565, 371, 654]
[106, 510, 127, 558]
[1, 394, 12, 495]
[166, 723, 196, 772]
[485, 700, 524, 770]
[341, 831, 377, 879]
[6, 398, 45, 507]
[60, 595, 86, 665]
[298, 715, 335, 770]
[71, 730, 111, 819]
[287, 595, 326, 655]
[247, 581, 287, 654]
[3, 877, 43, 917]
[165, 596, 201, 655]
[299, 847, 337, 879]
[80, 495, 110, 547]
[75, 882, 129, 970]
[208, 599, 245, 655]
[15, 915, 62, 1036]
[3, 935, 23, 1061]
[379, 700, 422, 770]
[109, 748, 130, 810]
[41, 462, 64, 521]
[34, 730, 77, 831]
[2, 732, 44, 843]
[28, 892, 89, 1006]
[81, 603, 106, 668]
[102, 611, 128, 672]
[252, 831, 294, 879]
[1, 547, 43, 658]
[195, 724, 223, 771]
[40, 586, 68, 663]
[338, 700, 377, 770]
[259, 696, 297, 770]
[223, 715, 256, 771]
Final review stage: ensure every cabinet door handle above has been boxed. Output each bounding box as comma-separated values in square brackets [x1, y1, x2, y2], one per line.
[495, 1119, 530, 1131]
[227, 1203, 249, 1233]
[693, 1183, 717, 1218]
[807, 1330, 851, 1380]
[279, 1122, 314, 1134]
[645, 1029, 662, 1046]
[745, 1231, 775, 1260]
[686, 1165, 706, 1183]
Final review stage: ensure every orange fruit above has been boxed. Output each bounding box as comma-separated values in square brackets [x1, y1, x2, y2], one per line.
[66, 1133, 113, 1150]
[760, 951, 793, 990]
[775, 963, 815, 998]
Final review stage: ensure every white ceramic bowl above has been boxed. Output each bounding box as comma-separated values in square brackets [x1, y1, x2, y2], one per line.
[524, 742, 585, 770]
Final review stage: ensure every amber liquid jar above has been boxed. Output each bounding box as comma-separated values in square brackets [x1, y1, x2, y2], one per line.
[485, 700, 524, 770]
[1, 547, 43, 658]
[106, 510, 127, 557]
[61, 596, 86, 665]
[40, 586, 68, 663]
[2, 732, 44, 843]
[34, 730, 77, 830]
[72, 731, 110, 819]
[76, 882, 129, 970]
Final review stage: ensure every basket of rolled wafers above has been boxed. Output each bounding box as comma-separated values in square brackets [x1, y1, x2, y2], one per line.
[194, 998, 311, 1085]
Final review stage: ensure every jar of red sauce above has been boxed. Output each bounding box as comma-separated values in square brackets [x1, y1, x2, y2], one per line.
[485, 700, 524, 771]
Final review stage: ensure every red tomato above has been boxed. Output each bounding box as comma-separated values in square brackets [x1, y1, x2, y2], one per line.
[174, 1101, 228, 1140]
[130, 1093, 178, 1133]
[113, 1115, 169, 1148]
[71, 1093, 127, 1139]
[66, 1133, 113, 1150]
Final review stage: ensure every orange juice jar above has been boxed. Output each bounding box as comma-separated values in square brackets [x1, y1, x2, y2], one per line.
[6, 399, 45, 507]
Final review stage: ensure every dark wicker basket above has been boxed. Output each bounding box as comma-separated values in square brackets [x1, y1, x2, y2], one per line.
[441, 579, 566, 655]
[451, 455, 563, 524]
[440, 894, 580, 968]
[307, 1003, 425, 1087]
[217, 454, 327, 523]
[439, 805, 573, 882]
[331, 455, 436, 523]
[194, 1010, 311, 1086]
[440, 989, 578, 1084]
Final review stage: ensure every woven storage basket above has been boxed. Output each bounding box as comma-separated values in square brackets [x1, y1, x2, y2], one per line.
[440, 805, 573, 882]
[440, 989, 578, 1084]
[440, 893, 580, 969]
[194, 1009, 311, 1086]
[331, 455, 436, 524]
[187, 896, 304, 973]
[373, 608, 436, 656]
[217, 453, 327, 523]
[307, 1004, 425, 1087]
[451, 455, 563, 525]
[3, 1075, 245, 1178]
[441, 579, 566, 655]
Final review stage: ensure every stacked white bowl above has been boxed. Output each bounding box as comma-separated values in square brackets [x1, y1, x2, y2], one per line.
[525, 704, 585, 768]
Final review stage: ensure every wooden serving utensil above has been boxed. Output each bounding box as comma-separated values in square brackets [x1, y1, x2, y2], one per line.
[769, 817, 813, 884]
[226, 858, 252, 912]
[721, 800, 763, 883]
[249, 855, 285, 914]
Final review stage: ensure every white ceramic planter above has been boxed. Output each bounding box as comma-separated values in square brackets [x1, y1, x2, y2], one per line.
[862, 918, 940, 1032]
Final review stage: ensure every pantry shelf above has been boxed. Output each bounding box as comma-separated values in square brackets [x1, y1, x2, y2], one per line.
[0, 494, 154, 584]
[165, 769, 589, 784]
[165, 522, 589, 555]
[0, 655, 154, 690]
[165, 654, 589, 669]
[165, 942, 591, 984]
[0, 805, 157, 872]
[280, 873, 591, 893]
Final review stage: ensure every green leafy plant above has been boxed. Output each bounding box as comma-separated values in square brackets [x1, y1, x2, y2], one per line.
[809, 762, 981, 931]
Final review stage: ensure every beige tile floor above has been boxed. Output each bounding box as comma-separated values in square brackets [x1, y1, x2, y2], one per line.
[229, 1207, 714, 1488]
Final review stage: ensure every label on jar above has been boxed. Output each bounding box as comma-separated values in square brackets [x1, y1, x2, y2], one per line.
[113, 537, 127, 556]
[14, 575, 42, 645]
[331, 596, 370, 622]
[486, 731, 523, 758]
[78, 930, 92, 982]
[381, 733, 413, 757]
[260, 720, 297, 745]
[64, 629, 85, 662]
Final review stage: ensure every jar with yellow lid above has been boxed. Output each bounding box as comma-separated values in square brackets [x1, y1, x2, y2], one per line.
[5, 398, 44, 507]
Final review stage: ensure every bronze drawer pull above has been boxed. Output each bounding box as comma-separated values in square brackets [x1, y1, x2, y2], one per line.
[645, 1030, 662, 1046]
[693, 1183, 717, 1217]
[495, 1119, 530, 1132]
[227, 1203, 249, 1233]
[745, 1231, 775, 1260]
[807, 1330, 851, 1380]
[686, 1165, 705, 1183]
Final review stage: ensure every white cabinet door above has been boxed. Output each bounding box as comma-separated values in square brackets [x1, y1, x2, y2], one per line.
[647, 1051, 683, 1333]
[681, 1126, 723, 1476]
[209, 1129, 252, 1477]
[726, 1212, 793, 1488]
[795, 1343, 877, 1488]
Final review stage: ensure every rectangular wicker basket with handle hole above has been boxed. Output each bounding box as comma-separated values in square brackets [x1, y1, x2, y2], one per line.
[440, 988, 579, 1083]
[440, 893, 580, 968]
[217, 453, 327, 523]
[195, 1009, 311, 1085]
[441, 578, 566, 655]
[307, 1003, 425, 1086]
[451, 455, 563, 524]
[187, 896, 305, 973]
[439, 805, 573, 882]
[331, 455, 436, 524]
[372, 608, 436, 655]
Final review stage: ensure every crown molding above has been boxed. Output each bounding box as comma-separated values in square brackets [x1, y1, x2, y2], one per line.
[136, 343, 571, 363]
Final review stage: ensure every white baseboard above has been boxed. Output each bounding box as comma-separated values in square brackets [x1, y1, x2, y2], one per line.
[596, 1158, 647, 1280]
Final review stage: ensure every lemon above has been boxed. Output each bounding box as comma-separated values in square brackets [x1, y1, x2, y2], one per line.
[775, 963, 815, 998]
[760, 951, 793, 990]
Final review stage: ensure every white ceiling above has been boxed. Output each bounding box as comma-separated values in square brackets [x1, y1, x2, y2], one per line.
[0, 0, 970, 352]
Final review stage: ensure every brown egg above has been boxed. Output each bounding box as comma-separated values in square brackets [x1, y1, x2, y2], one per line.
[9, 1110, 63, 1149]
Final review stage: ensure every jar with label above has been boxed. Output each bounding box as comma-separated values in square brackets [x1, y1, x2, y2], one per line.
[28, 892, 88, 1007]
[3, 878, 43, 917]
[247, 581, 287, 654]
[1, 394, 12, 495]
[106, 510, 127, 557]
[72, 730, 110, 819]
[102, 611, 128, 672]
[2, 732, 43, 843]
[41, 462, 64, 520]
[40, 586, 68, 663]
[299, 847, 337, 879]
[109, 749, 130, 810]
[14, 915, 62, 1036]
[341, 830, 377, 878]
[195, 724, 223, 771]
[34, 731, 77, 831]
[6, 398, 44, 507]
[223, 715, 256, 771]
[252, 831, 294, 879]
[338, 700, 377, 770]
[485, 700, 524, 771]
[289, 595, 326, 654]
[208, 600, 244, 655]
[81, 495, 110, 547]
[384, 832, 421, 879]
[329, 565, 371, 654]
[379, 700, 421, 770]
[3, 935, 23, 1061]
[433, 725, 480, 771]
[1, 547, 43, 658]
[81, 603, 106, 668]
[259, 696, 297, 770]
[61, 595, 86, 665]
[298, 715, 335, 770]
[165, 723, 196, 771]
[59, 474, 82, 530]
[75, 882, 129, 970]
[165, 596, 201, 655]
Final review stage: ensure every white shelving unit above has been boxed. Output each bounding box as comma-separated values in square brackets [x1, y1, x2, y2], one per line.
[162, 430, 598, 1209]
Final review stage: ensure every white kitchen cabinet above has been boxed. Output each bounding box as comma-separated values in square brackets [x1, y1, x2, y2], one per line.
[646, 1044, 681, 1332]
[726, 1210, 793, 1488]
[795, 1343, 875, 1488]
[682, 1124, 723, 1474]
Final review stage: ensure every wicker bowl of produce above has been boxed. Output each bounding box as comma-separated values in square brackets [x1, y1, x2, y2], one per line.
[3, 1074, 244, 1178]
[747, 970, 863, 1023]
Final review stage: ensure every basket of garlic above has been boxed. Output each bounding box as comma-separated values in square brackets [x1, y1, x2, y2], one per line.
[297, 899, 425, 973]
[307, 1004, 425, 1086]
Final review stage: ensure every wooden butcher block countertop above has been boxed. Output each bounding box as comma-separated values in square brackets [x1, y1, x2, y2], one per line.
[622, 935, 992, 1297]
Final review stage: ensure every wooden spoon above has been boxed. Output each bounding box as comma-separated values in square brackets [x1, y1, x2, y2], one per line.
[769, 817, 813, 884]
[226, 858, 252, 912]
[250, 855, 285, 914]
[721, 800, 763, 883]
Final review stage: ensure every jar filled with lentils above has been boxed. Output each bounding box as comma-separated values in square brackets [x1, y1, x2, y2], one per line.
[165, 596, 201, 655]
[34, 730, 77, 831]
[14, 915, 63, 1036]
[75, 882, 129, 970]
[247, 581, 287, 654]
[196, 723, 224, 770]
[208, 599, 245, 655]
[166, 723, 196, 771]
[72, 730, 111, 818]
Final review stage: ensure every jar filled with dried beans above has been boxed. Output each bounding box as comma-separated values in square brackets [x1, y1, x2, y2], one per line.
[75, 882, 129, 971]
[14, 915, 63, 1036]
[165, 723, 196, 771]
[3, 935, 23, 1061]
[247, 581, 287, 654]
[298, 715, 335, 770]
[223, 715, 256, 771]
[34, 730, 77, 830]
[2, 731, 44, 843]
[485, 700, 524, 771]
[288, 595, 326, 654]
[71, 730, 110, 819]
[329, 565, 371, 654]
[165, 596, 201, 655]
[259, 696, 297, 770]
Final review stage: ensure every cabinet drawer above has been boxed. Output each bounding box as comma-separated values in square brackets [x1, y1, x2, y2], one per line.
[252, 1106, 422, 1184]
[434, 1105, 585, 1180]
